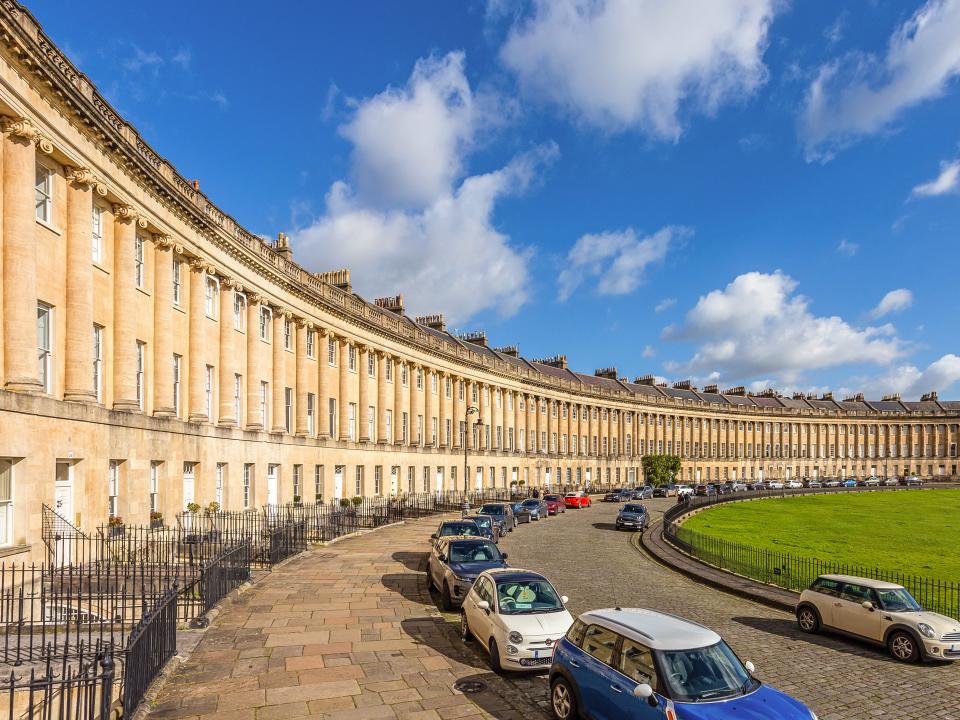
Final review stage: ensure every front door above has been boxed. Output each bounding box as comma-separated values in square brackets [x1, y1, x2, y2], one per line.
[267, 465, 279, 505]
[54, 462, 73, 565]
[436, 468, 444, 494]
[390, 466, 399, 496]
[576, 625, 622, 720]
[333, 466, 344, 501]
[614, 638, 665, 718]
[182, 463, 196, 529]
[475, 467, 483, 491]
[837, 583, 884, 640]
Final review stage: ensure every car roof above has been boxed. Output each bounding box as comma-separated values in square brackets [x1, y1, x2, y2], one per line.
[482, 568, 548, 583]
[578, 608, 721, 651]
[817, 574, 904, 590]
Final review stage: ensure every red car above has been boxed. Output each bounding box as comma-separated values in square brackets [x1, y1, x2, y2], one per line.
[543, 494, 566, 515]
[563, 491, 591, 509]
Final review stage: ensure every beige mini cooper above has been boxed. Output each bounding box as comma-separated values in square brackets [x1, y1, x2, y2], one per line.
[796, 574, 960, 662]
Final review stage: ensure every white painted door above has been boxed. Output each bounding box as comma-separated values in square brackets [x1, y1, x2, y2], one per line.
[182, 463, 196, 530]
[267, 465, 279, 505]
[54, 462, 73, 565]
[475, 467, 483, 491]
[390, 466, 399, 496]
[436, 468, 444, 494]
[334, 466, 344, 501]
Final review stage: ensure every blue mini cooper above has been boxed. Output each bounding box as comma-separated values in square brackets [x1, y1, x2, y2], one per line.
[548, 608, 816, 720]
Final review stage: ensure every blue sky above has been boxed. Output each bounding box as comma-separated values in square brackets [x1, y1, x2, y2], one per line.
[31, 0, 960, 399]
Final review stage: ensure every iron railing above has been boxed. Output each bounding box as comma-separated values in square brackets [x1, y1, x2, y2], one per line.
[198, 543, 251, 618]
[121, 587, 177, 717]
[1, 649, 114, 720]
[662, 486, 960, 620]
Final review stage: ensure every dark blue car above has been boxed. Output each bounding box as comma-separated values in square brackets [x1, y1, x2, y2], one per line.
[427, 537, 509, 610]
[549, 607, 815, 720]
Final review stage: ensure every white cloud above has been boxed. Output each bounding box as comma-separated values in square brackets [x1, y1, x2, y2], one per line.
[499, 0, 777, 138]
[911, 158, 960, 197]
[662, 271, 907, 384]
[641, 345, 656, 358]
[171, 48, 191, 70]
[801, 0, 960, 161]
[836, 238, 859, 256]
[823, 12, 846, 46]
[339, 52, 496, 209]
[123, 45, 163, 73]
[557, 226, 689, 301]
[655, 297, 677, 313]
[855, 354, 960, 400]
[870, 288, 913, 318]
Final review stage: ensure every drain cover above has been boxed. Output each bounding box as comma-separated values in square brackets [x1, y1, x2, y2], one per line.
[453, 679, 486, 694]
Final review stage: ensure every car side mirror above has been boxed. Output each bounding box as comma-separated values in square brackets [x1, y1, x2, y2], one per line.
[633, 683, 657, 707]
[861, 600, 875, 612]
[561, 595, 569, 604]
[430, 533, 438, 540]
[501, 552, 508, 560]
[744, 661, 755, 674]
[477, 600, 490, 611]
[437, 553, 446, 563]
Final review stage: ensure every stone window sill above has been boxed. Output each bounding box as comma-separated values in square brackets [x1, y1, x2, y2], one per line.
[36, 218, 62, 235]
[0, 544, 30, 559]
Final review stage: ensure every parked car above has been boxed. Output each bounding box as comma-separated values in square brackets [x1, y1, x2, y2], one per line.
[430, 520, 481, 544]
[653, 484, 677, 497]
[428, 537, 509, 610]
[882, 477, 900, 486]
[731, 481, 748, 492]
[903, 475, 923, 486]
[543, 494, 566, 515]
[796, 574, 960, 662]
[549, 607, 816, 720]
[521, 497, 548, 521]
[841, 479, 857, 488]
[603, 488, 631, 503]
[863, 476, 881, 487]
[479, 503, 516, 533]
[615, 503, 649, 532]
[460, 568, 573, 673]
[564, 492, 591, 509]
[785, 479, 802, 489]
[511, 502, 533, 524]
[747, 481, 766, 491]
[803, 479, 822, 488]
[694, 484, 716, 496]
[631, 486, 654, 500]
[822, 478, 841, 488]
[715, 483, 732, 495]
[464, 515, 498, 544]
[675, 485, 694, 498]
[767, 480, 784, 489]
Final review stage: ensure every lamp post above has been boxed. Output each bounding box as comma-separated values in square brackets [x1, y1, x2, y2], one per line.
[463, 405, 480, 496]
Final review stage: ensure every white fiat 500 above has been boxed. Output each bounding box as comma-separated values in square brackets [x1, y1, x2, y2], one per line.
[460, 568, 573, 673]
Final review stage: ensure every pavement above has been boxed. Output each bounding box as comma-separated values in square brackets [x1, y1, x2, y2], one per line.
[149, 497, 960, 720]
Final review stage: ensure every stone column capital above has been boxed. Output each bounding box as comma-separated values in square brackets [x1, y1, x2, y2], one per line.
[65, 166, 109, 196]
[3, 116, 54, 154]
[151, 233, 174, 251]
[220, 276, 236, 290]
[247, 292, 262, 305]
[188, 256, 209, 273]
[113, 204, 148, 228]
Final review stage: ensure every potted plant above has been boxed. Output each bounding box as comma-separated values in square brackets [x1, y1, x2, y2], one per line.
[293, 495, 302, 506]
[338, 498, 351, 508]
[351, 496, 363, 507]
[149, 511, 164, 529]
[205, 501, 220, 515]
[107, 515, 124, 537]
[186, 502, 201, 514]
[315, 493, 323, 503]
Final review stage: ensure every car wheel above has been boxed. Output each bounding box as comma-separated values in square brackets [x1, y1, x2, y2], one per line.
[888, 631, 919, 663]
[551, 676, 577, 720]
[460, 610, 472, 642]
[441, 582, 453, 611]
[796, 606, 820, 633]
[488, 638, 503, 674]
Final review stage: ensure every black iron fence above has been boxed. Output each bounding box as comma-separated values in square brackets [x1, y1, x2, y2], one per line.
[1, 649, 115, 720]
[121, 587, 177, 717]
[198, 543, 251, 619]
[662, 487, 960, 621]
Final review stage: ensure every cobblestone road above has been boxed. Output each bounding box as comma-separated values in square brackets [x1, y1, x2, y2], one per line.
[493, 497, 960, 720]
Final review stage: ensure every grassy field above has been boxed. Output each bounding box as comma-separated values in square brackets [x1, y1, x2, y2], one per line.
[680, 490, 960, 582]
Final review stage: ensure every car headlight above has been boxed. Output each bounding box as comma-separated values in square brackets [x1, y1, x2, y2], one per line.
[508, 631, 523, 644]
[918, 623, 936, 639]
[506, 644, 519, 655]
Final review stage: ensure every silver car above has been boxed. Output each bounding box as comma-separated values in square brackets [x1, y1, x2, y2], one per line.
[427, 536, 509, 610]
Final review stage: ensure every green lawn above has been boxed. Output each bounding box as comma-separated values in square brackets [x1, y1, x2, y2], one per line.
[680, 490, 960, 583]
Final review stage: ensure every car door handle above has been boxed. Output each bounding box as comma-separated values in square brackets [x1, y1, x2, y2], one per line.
[610, 685, 623, 693]
[568, 660, 580, 668]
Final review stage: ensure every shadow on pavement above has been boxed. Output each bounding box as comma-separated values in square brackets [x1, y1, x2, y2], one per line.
[591, 522, 620, 531]
[731, 615, 896, 663]
[399, 615, 550, 719]
[380, 572, 433, 605]
[391, 550, 428, 571]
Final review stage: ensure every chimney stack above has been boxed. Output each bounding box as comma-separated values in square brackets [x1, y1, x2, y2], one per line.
[920, 390, 939, 402]
[415, 313, 446, 331]
[634, 375, 657, 386]
[725, 386, 747, 396]
[273, 231, 292, 261]
[533, 354, 568, 369]
[460, 331, 488, 349]
[703, 384, 719, 393]
[594, 367, 618, 380]
[494, 344, 519, 357]
[882, 392, 901, 402]
[375, 295, 405, 315]
[316, 269, 352, 293]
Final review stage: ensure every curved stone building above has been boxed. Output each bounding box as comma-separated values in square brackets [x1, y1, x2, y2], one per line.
[0, 2, 957, 559]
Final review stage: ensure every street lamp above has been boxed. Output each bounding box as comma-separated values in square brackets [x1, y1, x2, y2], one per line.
[464, 405, 480, 496]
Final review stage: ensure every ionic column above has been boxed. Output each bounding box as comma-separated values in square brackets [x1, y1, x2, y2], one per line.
[187, 258, 208, 422]
[271, 307, 287, 433]
[295, 319, 310, 436]
[438, 372, 448, 447]
[547, 399, 556, 454]
[317, 327, 330, 438]
[114, 205, 147, 412]
[514, 391, 523, 452]
[409, 364, 421, 445]
[453, 377, 464, 449]
[587, 405, 595, 456]
[2, 118, 47, 392]
[465, 381, 476, 451]
[338, 336, 351, 440]
[245, 294, 263, 429]
[218, 278, 237, 426]
[63, 167, 101, 402]
[423, 366, 434, 446]
[358, 345, 370, 442]
[479, 383, 490, 450]
[152, 236, 177, 416]
[376, 352, 389, 443]
[393, 358, 406, 445]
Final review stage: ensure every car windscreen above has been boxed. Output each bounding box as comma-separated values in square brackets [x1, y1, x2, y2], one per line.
[876, 587, 922, 612]
[657, 641, 755, 702]
[622, 504, 645, 513]
[439, 523, 479, 537]
[448, 542, 501, 564]
[544, 495, 560, 500]
[470, 517, 492, 529]
[521, 499, 539, 506]
[479, 505, 504, 515]
[496, 578, 564, 615]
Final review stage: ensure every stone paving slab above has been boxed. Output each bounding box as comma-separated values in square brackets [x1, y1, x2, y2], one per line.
[148, 515, 547, 720]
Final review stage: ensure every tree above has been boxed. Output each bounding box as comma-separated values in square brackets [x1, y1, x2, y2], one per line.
[642, 454, 681, 486]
